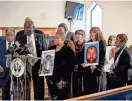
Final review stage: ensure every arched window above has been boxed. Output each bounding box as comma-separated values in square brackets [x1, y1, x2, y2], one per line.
[86, 2, 102, 35]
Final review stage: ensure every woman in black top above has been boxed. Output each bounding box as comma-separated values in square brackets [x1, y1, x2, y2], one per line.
[82, 27, 106, 95]
[72, 30, 85, 97]
[111, 34, 131, 88]
[128, 45, 132, 85]
[46, 31, 75, 100]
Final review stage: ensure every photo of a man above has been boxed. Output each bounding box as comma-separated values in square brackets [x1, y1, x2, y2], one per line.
[86, 46, 97, 63]
[84, 42, 99, 66]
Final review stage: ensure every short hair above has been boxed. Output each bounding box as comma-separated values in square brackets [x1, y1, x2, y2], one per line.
[129, 45, 132, 51]
[117, 33, 128, 43]
[55, 31, 66, 41]
[90, 27, 104, 41]
[25, 17, 32, 22]
[108, 35, 116, 40]
[75, 29, 85, 37]
[6, 27, 15, 34]
[58, 23, 68, 32]
[24, 21, 34, 27]
[86, 46, 97, 55]
[86, 46, 97, 62]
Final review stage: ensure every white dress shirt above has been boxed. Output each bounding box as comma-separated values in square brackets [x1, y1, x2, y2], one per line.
[6, 40, 14, 68]
[27, 33, 37, 57]
[6, 40, 14, 50]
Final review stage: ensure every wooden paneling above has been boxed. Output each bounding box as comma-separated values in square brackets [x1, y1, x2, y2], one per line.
[66, 85, 132, 100]
[0, 27, 56, 36]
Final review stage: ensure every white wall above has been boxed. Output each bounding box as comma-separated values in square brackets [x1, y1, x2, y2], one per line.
[0, 1, 132, 45]
[86, 1, 132, 46]
[0, 1, 85, 32]
[0, 1, 64, 27]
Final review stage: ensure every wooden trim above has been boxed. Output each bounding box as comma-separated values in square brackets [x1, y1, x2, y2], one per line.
[0, 27, 56, 36]
[0, 27, 56, 29]
[66, 85, 132, 100]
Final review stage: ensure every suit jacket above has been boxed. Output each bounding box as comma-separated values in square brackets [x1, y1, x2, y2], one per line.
[114, 46, 131, 83]
[0, 36, 6, 79]
[0, 36, 12, 87]
[16, 33, 47, 79]
[15, 29, 45, 41]
[97, 40, 106, 69]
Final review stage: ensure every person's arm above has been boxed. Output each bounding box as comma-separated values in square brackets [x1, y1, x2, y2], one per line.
[65, 39, 75, 52]
[113, 50, 131, 76]
[97, 40, 106, 69]
[64, 46, 75, 82]
[48, 40, 55, 49]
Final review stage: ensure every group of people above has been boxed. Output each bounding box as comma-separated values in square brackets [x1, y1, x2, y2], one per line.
[0, 17, 132, 100]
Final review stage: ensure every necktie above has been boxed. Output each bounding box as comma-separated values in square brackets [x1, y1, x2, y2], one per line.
[8, 42, 11, 50]
[27, 36, 37, 66]
[28, 37, 34, 55]
[6, 42, 11, 68]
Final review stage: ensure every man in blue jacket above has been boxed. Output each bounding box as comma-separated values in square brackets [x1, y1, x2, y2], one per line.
[0, 28, 15, 100]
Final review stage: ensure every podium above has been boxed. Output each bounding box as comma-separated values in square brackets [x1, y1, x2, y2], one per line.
[6, 54, 41, 100]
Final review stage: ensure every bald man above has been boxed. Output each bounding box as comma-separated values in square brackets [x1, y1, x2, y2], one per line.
[16, 21, 47, 100]
[15, 17, 45, 41]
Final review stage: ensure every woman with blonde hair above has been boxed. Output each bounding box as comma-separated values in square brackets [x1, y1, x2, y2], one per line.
[82, 27, 106, 95]
[48, 23, 75, 52]
[46, 31, 75, 100]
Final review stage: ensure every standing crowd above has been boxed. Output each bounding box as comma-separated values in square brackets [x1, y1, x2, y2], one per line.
[0, 17, 132, 100]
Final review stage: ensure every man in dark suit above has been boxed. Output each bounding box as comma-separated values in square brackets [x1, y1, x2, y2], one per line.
[111, 34, 131, 89]
[15, 17, 46, 41]
[16, 21, 47, 100]
[0, 28, 15, 100]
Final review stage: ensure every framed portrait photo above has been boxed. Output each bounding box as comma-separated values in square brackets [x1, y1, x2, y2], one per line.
[104, 46, 115, 72]
[39, 50, 55, 76]
[84, 42, 99, 66]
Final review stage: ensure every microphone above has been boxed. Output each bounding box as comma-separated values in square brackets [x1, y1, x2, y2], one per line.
[18, 44, 30, 55]
[6, 41, 21, 54]
[6, 46, 14, 54]
[13, 41, 20, 49]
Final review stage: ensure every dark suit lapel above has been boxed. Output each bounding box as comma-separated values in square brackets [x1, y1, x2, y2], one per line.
[34, 33, 39, 56]
[34, 33, 38, 47]
[18, 34, 27, 47]
[23, 35, 27, 45]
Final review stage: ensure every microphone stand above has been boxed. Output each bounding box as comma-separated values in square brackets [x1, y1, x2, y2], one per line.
[13, 44, 30, 100]
[10, 56, 14, 101]
[10, 46, 24, 100]
[10, 49, 20, 100]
